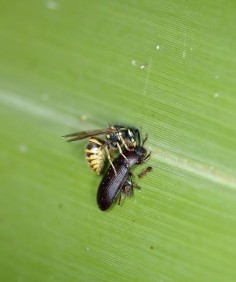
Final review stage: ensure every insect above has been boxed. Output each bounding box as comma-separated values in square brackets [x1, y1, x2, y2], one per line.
[138, 166, 152, 178]
[97, 138, 151, 211]
[63, 125, 141, 174]
[85, 138, 105, 174]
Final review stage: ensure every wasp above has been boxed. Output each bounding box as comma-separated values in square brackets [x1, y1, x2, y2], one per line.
[63, 125, 141, 175]
[97, 137, 151, 211]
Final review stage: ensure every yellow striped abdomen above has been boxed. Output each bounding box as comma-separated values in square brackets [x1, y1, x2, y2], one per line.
[85, 138, 105, 174]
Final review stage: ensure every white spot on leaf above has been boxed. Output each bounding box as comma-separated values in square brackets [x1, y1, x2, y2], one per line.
[19, 144, 28, 153]
[46, 0, 58, 10]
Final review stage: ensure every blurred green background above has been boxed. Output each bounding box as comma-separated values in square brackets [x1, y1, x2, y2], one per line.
[1, 1, 236, 281]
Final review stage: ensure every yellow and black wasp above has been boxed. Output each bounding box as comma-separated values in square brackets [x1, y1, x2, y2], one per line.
[63, 125, 141, 175]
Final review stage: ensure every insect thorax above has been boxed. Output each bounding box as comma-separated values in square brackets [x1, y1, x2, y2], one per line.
[107, 126, 138, 148]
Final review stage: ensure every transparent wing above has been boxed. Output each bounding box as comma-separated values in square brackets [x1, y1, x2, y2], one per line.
[62, 127, 116, 142]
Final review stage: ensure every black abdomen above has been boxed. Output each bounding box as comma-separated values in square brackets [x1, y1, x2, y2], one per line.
[97, 156, 129, 211]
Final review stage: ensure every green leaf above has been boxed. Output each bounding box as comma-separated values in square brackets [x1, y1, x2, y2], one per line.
[1, 1, 236, 281]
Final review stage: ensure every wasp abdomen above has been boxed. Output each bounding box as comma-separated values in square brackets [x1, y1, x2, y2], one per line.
[85, 138, 105, 174]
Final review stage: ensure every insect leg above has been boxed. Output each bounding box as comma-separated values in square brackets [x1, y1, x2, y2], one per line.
[116, 142, 131, 166]
[118, 193, 122, 205]
[142, 133, 148, 145]
[117, 173, 142, 206]
[118, 179, 134, 206]
[143, 151, 151, 162]
[104, 145, 117, 176]
[135, 129, 141, 147]
[128, 172, 141, 190]
[119, 135, 131, 150]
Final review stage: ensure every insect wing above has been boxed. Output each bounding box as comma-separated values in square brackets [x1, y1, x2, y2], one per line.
[62, 128, 116, 142]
